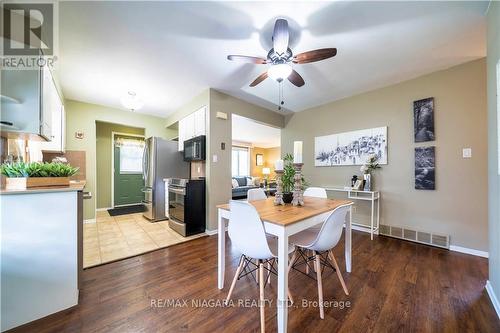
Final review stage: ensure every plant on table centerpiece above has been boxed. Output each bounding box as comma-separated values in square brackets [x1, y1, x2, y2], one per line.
[1, 162, 79, 190]
[280, 153, 308, 204]
[360, 154, 381, 191]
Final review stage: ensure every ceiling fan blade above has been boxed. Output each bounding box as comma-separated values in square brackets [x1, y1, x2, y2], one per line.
[288, 69, 305, 87]
[293, 48, 337, 64]
[249, 72, 268, 87]
[227, 55, 267, 64]
[272, 19, 289, 54]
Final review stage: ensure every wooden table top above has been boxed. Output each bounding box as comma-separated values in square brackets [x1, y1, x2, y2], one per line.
[217, 197, 353, 226]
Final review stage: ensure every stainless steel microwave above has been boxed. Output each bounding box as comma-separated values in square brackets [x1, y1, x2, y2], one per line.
[183, 135, 206, 161]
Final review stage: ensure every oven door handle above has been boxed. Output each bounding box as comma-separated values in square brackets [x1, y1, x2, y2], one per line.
[168, 187, 186, 196]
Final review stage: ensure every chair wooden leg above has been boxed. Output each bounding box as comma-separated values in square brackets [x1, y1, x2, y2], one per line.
[267, 261, 271, 284]
[328, 250, 349, 296]
[305, 249, 310, 274]
[312, 250, 317, 272]
[255, 259, 259, 283]
[259, 261, 266, 333]
[225, 256, 245, 304]
[287, 250, 298, 305]
[315, 251, 324, 319]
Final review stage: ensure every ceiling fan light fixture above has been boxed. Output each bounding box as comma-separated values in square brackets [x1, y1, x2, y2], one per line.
[267, 63, 292, 82]
[121, 91, 144, 111]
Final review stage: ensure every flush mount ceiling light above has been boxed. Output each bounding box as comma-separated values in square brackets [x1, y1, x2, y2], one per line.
[121, 91, 144, 111]
[267, 63, 292, 82]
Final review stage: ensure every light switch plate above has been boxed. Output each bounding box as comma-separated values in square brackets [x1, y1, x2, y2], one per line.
[212, 154, 218, 163]
[462, 148, 472, 158]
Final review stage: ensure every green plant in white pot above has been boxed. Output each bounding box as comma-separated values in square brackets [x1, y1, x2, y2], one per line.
[280, 153, 308, 203]
[360, 154, 381, 191]
[1, 162, 79, 190]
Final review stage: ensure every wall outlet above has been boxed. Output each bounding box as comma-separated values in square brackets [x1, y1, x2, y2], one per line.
[462, 148, 472, 158]
[212, 154, 218, 163]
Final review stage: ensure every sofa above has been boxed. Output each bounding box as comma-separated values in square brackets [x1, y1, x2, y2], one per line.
[232, 176, 259, 199]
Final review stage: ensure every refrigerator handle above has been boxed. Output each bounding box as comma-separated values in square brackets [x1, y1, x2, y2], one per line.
[142, 144, 148, 181]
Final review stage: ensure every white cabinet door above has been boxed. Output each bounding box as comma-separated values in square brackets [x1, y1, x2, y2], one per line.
[194, 107, 206, 136]
[184, 112, 195, 139]
[40, 67, 64, 152]
[178, 117, 185, 151]
[40, 66, 53, 140]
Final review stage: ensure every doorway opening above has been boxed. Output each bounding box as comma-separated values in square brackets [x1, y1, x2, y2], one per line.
[231, 114, 281, 200]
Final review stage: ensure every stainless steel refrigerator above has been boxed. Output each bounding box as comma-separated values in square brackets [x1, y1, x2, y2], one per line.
[142, 137, 188, 221]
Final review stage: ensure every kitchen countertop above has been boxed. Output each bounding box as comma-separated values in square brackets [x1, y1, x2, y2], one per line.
[0, 180, 86, 195]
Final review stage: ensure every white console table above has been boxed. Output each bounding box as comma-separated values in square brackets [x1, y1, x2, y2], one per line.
[324, 187, 380, 240]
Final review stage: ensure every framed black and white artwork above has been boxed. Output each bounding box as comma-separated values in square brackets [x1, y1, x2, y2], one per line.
[414, 97, 435, 142]
[415, 146, 435, 190]
[314, 126, 388, 166]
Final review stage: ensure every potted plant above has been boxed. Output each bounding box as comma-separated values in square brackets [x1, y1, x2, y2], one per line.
[360, 154, 381, 191]
[1, 162, 79, 190]
[281, 153, 308, 204]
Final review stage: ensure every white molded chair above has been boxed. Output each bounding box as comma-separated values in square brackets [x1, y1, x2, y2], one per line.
[247, 188, 267, 202]
[303, 187, 327, 199]
[226, 200, 294, 333]
[302, 187, 328, 273]
[288, 203, 351, 319]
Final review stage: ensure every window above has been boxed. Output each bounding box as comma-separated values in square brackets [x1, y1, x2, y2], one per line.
[116, 138, 145, 174]
[232, 146, 250, 176]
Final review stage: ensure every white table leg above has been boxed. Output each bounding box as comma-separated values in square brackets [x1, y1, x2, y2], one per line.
[370, 193, 374, 240]
[377, 194, 380, 232]
[345, 206, 352, 273]
[217, 209, 225, 290]
[277, 229, 288, 333]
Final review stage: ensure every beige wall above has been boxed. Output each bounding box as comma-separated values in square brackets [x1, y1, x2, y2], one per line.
[250, 146, 281, 178]
[169, 89, 285, 231]
[282, 59, 488, 251]
[95, 122, 144, 209]
[487, 2, 500, 304]
[208, 89, 285, 230]
[65, 100, 176, 220]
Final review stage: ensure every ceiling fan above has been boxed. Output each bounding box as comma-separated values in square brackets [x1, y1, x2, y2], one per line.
[227, 19, 337, 88]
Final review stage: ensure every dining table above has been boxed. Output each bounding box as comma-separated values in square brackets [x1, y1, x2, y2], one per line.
[217, 197, 354, 333]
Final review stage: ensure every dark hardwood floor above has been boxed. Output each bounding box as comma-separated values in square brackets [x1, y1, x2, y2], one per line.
[10, 231, 500, 333]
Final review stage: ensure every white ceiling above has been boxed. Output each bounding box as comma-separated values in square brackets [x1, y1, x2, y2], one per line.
[58, 1, 488, 118]
[232, 115, 281, 148]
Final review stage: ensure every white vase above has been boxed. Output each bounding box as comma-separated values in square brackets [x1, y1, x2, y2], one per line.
[363, 173, 371, 191]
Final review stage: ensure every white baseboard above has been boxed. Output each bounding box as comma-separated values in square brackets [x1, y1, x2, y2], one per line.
[449, 245, 489, 258]
[205, 227, 227, 235]
[205, 229, 217, 235]
[96, 207, 111, 212]
[350, 224, 378, 235]
[486, 280, 500, 319]
[84, 219, 96, 224]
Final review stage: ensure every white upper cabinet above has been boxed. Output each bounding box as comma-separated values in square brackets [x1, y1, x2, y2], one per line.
[193, 107, 206, 137]
[177, 106, 206, 151]
[40, 66, 65, 152]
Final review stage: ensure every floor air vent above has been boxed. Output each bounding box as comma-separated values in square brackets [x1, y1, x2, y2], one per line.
[379, 224, 449, 249]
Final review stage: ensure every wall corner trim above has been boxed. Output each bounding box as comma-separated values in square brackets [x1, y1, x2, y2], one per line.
[449, 245, 489, 258]
[486, 280, 500, 319]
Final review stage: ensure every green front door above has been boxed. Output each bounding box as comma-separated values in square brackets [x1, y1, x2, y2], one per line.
[114, 139, 144, 206]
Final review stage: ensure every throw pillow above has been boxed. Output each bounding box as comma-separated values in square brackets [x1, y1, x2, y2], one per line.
[231, 179, 239, 189]
[246, 177, 253, 186]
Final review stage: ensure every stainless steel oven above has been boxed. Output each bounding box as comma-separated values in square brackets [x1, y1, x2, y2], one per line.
[168, 178, 188, 223]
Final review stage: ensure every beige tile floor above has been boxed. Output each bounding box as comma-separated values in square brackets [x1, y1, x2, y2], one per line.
[83, 210, 205, 268]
